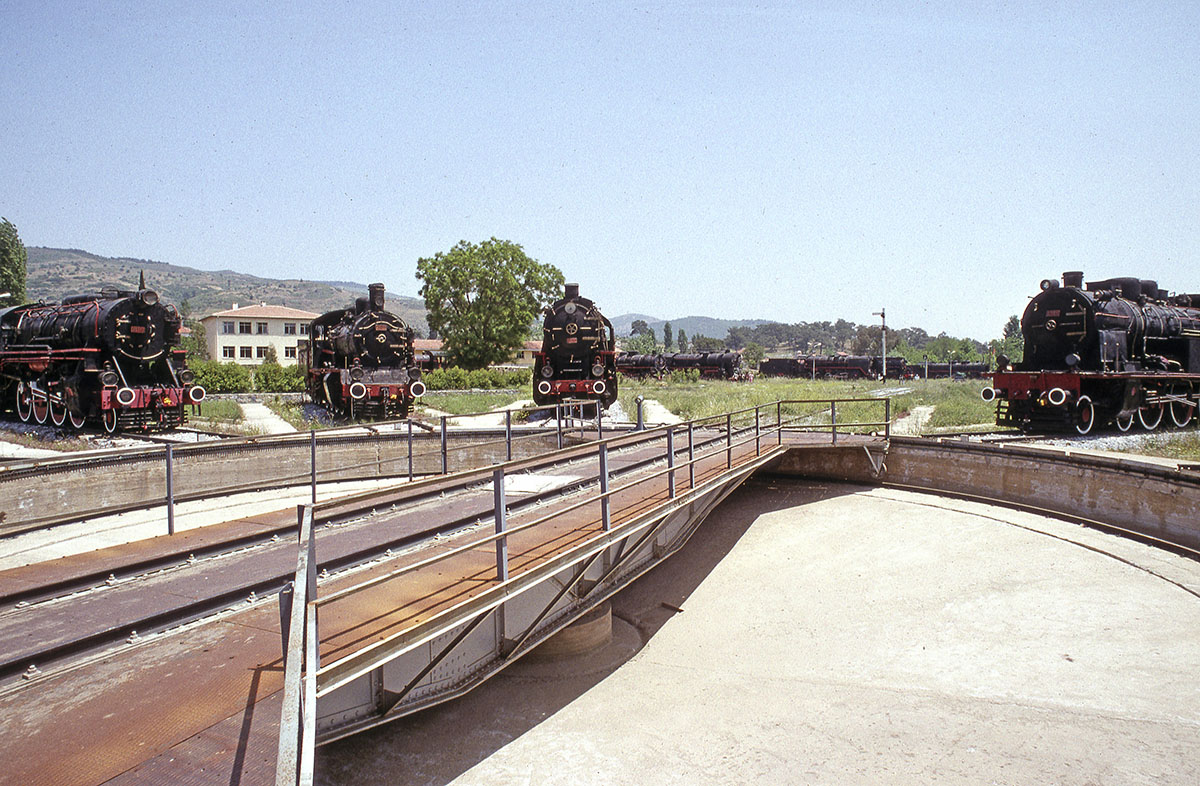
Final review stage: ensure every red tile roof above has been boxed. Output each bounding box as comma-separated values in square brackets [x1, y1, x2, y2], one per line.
[203, 305, 319, 319]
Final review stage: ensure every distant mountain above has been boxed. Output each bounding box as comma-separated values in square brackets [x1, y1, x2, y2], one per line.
[26, 247, 429, 334]
[610, 312, 776, 340]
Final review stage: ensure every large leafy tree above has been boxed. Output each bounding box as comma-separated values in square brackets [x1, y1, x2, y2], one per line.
[417, 238, 563, 369]
[0, 218, 27, 307]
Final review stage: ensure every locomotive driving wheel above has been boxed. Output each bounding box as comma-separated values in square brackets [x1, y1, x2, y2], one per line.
[1138, 401, 1164, 431]
[32, 388, 49, 425]
[1073, 395, 1094, 435]
[1115, 411, 1135, 432]
[1168, 385, 1194, 428]
[49, 394, 67, 427]
[102, 409, 119, 434]
[68, 407, 87, 430]
[15, 382, 33, 423]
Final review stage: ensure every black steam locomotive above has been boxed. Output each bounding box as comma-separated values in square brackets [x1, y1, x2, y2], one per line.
[615, 353, 668, 378]
[305, 283, 425, 420]
[533, 284, 617, 407]
[984, 271, 1200, 433]
[0, 280, 204, 432]
[617, 351, 746, 380]
[759, 355, 987, 380]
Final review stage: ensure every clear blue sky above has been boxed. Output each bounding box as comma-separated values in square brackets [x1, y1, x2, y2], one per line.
[3, 1, 1198, 340]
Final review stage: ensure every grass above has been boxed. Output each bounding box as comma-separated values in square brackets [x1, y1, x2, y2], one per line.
[261, 396, 337, 431]
[418, 392, 525, 417]
[1122, 431, 1200, 462]
[191, 398, 244, 424]
[616, 377, 994, 433]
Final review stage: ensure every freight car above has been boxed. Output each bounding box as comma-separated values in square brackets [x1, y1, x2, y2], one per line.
[306, 283, 425, 420]
[533, 283, 617, 407]
[983, 271, 1200, 433]
[0, 279, 204, 432]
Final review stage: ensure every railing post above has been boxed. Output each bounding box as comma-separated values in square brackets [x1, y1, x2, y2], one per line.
[556, 404, 563, 450]
[165, 443, 175, 535]
[440, 416, 448, 475]
[777, 400, 783, 445]
[636, 396, 645, 431]
[885, 398, 891, 439]
[278, 581, 293, 656]
[831, 401, 838, 445]
[505, 409, 513, 461]
[667, 428, 676, 499]
[755, 407, 760, 455]
[688, 422, 695, 490]
[407, 419, 414, 482]
[493, 468, 508, 582]
[599, 443, 610, 531]
[595, 402, 602, 440]
[310, 430, 317, 504]
[726, 413, 732, 469]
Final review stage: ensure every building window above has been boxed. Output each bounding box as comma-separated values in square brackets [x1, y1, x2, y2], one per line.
[222, 321, 235, 334]
[240, 346, 253, 359]
[222, 346, 235, 359]
[285, 346, 297, 358]
[284, 323, 297, 335]
[256, 322, 269, 335]
[256, 347, 268, 358]
[299, 323, 309, 335]
[238, 322, 252, 334]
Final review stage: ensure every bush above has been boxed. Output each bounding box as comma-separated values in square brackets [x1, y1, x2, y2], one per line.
[424, 366, 531, 391]
[190, 359, 253, 393]
[253, 362, 306, 392]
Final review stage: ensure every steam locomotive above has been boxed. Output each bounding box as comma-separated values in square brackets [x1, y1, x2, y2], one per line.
[0, 280, 204, 432]
[305, 283, 425, 420]
[759, 355, 987, 380]
[983, 271, 1200, 433]
[616, 351, 747, 380]
[533, 283, 617, 407]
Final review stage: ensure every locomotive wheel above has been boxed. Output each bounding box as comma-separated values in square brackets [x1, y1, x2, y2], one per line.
[49, 396, 67, 427]
[1115, 411, 1134, 432]
[15, 382, 33, 423]
[1169, 387, 1194, 428]
[1138, 402, 1164, 431]
[1073, 396, 1094, 435]
[102, 409, 118, 434]
[68, 408, 87, 430]
[32, 391, 49, 425]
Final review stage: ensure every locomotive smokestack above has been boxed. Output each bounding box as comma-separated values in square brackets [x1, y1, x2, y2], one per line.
[369, 283, 385, 310]
[565, 283, 580, 300]
[1062, 271, 1084, 288]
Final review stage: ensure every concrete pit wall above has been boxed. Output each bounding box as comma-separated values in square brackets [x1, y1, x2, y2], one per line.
[765, 437, 1200, 553]
[0, 429, 562, 535]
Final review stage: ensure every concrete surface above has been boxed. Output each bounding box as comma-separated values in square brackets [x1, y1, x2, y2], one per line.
[317, 479, 1200, 786]
[237, 401, 297, 434]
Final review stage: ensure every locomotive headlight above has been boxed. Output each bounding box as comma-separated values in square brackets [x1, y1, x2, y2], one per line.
[410, 380, 427, 397]
[980, 387, 997, 402]
[591, 363, 605, 378]
[115, 387, 136, 406]
[179, 369, 196, 384]
[537, 380, 553, 395]
[1047, 387, 1068, 406]
[540, 364, 555, 378]
[99, 370, 120, 387]
[349, 382, 367, 399]
[350, 366, 365, 381]
[188, 385, 207, 403]
[409, 367, 421, 380]
[139, 289, 159, 307]
[593, 380, 607, 395]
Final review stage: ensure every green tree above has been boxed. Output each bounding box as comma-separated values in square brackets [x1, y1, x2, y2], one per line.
[630, 319, 650, 337]
[182, 320, 209, 361]
[677, 329, 688, 353]
[690, 334, 725, 352]
[742, 342, 765, 367]
[0, 218, 27, 307]
[417, 238, 563, 369]
[625, 332, 658, 354]
[662, 321, 673, 350]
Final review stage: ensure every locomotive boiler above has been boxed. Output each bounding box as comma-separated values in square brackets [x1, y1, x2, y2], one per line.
[533, 283, 617, 407]
[616, 353, 668, 378]
[306, 283, 425, 420]
[0, 281, 204, 431]
[984, 271, 1200, 433]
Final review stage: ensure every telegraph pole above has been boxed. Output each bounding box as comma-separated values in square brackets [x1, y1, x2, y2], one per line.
[873, 309, 886, 379]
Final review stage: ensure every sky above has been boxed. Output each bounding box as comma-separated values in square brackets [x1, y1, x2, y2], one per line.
[3, 1, 1198, 341]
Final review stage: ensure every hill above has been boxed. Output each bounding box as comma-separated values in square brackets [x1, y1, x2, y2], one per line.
[610, 312, 776, 340]
[26, 247, 429, 334]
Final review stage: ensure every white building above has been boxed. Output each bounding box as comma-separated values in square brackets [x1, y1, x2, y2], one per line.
[200, 304, 319, 366]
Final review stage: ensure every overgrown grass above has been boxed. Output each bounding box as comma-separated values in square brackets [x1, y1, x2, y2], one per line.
[192, 399, 244, 424]
[417, 392, 525, 416]
[1123, 431, 1200, 462]
[616, 377, 994, 433]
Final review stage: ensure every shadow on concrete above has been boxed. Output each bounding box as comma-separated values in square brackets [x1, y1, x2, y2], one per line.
[315, 477, 860, 786]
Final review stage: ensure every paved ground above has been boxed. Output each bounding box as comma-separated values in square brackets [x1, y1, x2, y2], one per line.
[317, 478, 1200, 786]
[238, 401, 297, 434]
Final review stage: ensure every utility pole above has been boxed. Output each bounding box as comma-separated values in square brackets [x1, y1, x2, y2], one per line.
[873, 309, 886, 379]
